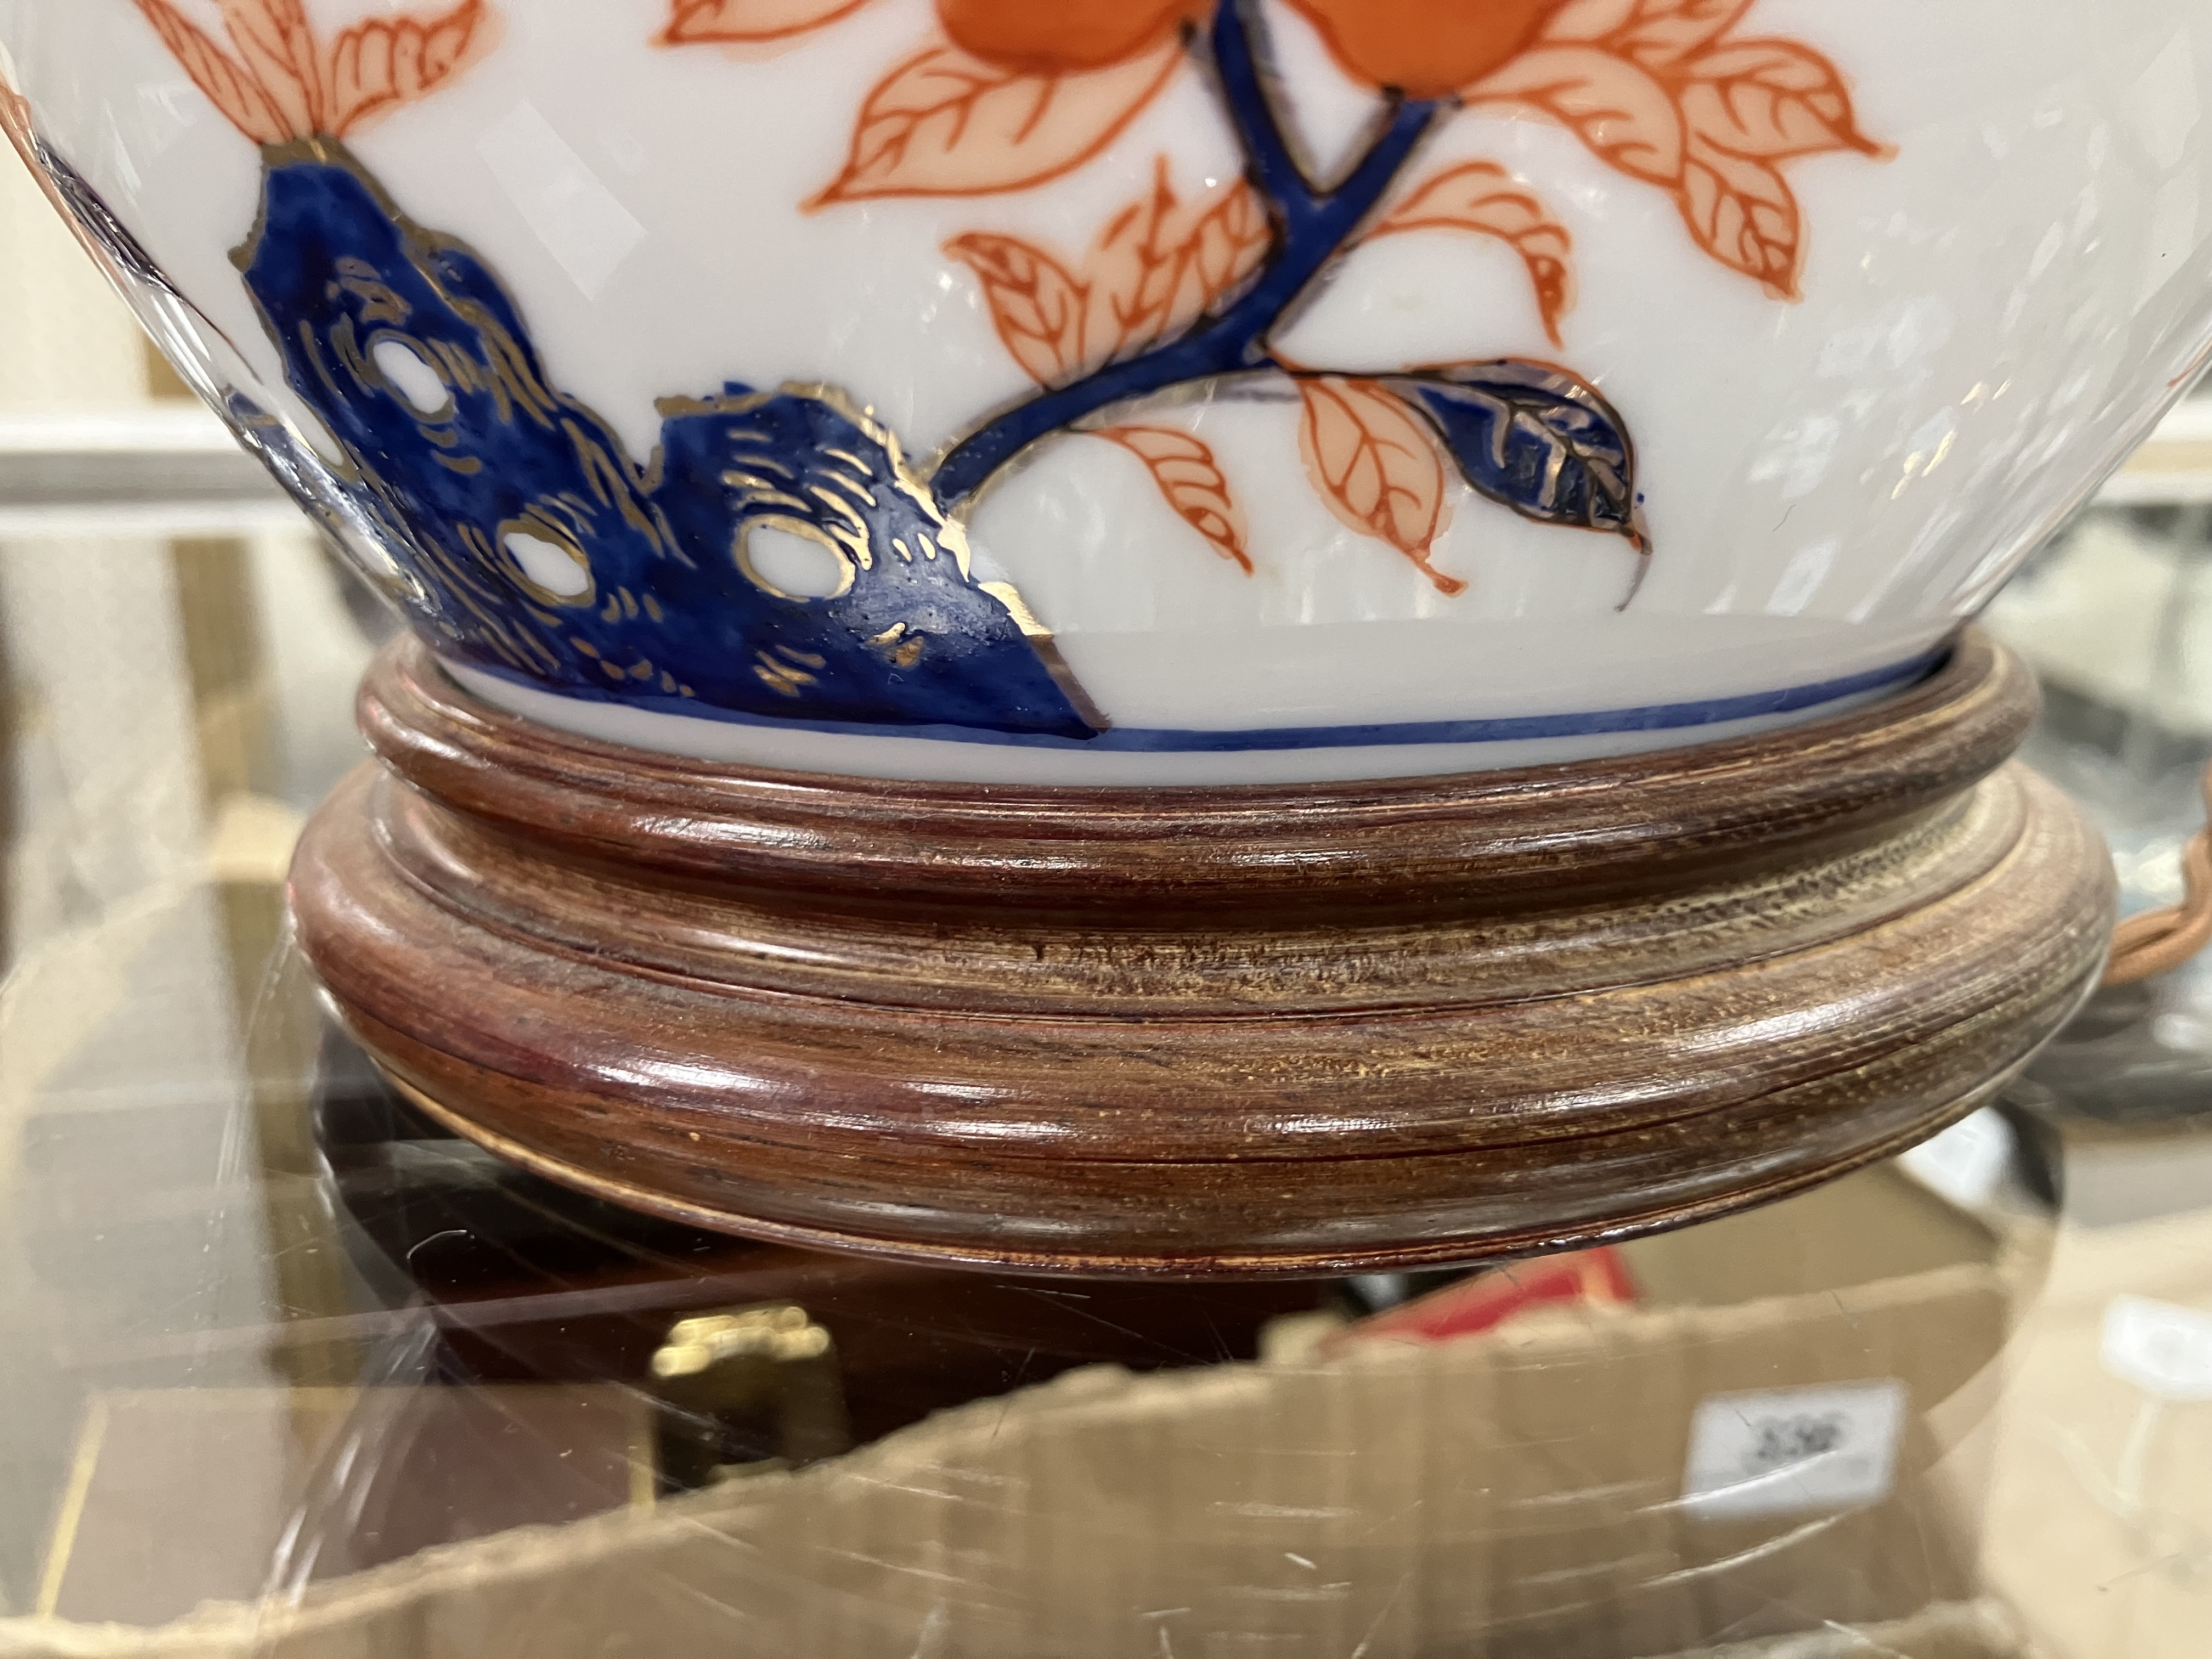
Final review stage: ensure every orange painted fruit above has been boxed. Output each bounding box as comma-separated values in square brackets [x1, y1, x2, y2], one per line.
[938, 0, 1211, 75]
[1287, 0, 1558, 98]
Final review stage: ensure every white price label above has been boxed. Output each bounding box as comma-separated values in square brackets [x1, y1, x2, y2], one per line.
[2101, 1296, 2212, 1402]
[1681, 1380, 1908, 1521]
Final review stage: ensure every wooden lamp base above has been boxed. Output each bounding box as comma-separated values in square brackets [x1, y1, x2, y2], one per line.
[291, 631, 2112, 1277]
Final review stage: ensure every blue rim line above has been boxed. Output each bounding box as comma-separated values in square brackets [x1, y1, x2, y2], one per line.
[454, 645, 1951, 755]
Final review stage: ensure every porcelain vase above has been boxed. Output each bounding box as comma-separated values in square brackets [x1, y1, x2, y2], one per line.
[7, 0, 2211, 785]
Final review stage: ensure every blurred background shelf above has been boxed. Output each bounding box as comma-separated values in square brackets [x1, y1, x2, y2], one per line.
[2100, 396, 2212, 504]
[0, 408, 297, 538]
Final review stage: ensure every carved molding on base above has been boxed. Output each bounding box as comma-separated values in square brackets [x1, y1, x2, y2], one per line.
[291, 631, 2113, 1277]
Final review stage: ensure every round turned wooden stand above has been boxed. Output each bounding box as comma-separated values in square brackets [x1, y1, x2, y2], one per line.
[291, 630, 2113, 1277]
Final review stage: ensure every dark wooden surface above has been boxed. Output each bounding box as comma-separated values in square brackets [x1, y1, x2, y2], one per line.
[291, 630, 2114, 1276]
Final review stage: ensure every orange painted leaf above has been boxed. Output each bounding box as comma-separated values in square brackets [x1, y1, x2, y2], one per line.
[659, 0, 871, 44]
[218, 0, 322, 135]
[131, 0, 293, 143]
[1471, 45, 1684, 185]
[950, 161, 1269, 385]
[1623, 1, 1757, 67]
[1372, 161, 1576, 345]
[1296, 377, 1463, 595]
[1679, 134, 1801, 297]
[1544, 0, 1752, 70]
[1087, 162, 1270, 364]
[1085, 171, 1181, 364]
[1525, 3, 1881, 298]
[1099, 426, 1252, 574]
[1183, 177, 1272, 303]
[943, 233, 1088, 386]
[810, 39, 1181, 206]
[326, 0, 490, 136]
[1677, 40, 1885, 160]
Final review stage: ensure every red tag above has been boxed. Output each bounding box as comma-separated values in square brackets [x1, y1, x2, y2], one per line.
[1325, 1249, 1638, 1352]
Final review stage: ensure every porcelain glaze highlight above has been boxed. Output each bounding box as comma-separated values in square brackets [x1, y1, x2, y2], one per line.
[5, 0, 2211, 782]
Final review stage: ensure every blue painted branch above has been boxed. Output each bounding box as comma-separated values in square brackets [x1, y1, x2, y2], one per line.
[930, 14, 1447, 510]
[1207, 0, 1320, 227]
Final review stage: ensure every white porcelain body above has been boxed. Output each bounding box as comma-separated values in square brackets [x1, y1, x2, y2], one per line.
[6, 0, 2212, 782]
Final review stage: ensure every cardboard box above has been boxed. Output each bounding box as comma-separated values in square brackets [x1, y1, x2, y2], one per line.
[0, 1166, 2045, 1659]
